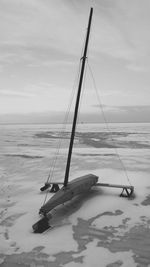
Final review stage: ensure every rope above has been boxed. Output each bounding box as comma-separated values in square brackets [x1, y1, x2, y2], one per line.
[87, 60, 132, 186]
[42, 58, 84, 206]
[76, 25, 91, 129]
[42, 23, 93, 205]
[69, 58, 88, 176]
[66, 23, 92, 173]
[76, 60, 88, 127]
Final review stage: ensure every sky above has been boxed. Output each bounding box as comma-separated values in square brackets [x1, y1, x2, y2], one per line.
[0, 0, 150, 123]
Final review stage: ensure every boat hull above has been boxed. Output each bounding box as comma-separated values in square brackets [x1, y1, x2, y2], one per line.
[39, 173, 98, 216]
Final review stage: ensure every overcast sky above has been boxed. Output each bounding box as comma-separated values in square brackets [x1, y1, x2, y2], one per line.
[0, 0, 150, 123]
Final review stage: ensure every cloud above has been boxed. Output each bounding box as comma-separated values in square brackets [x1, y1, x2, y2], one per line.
[91, 0, 150, 71]
[0, 0, 82, 50]
[0, 0, 150, 118]
[0, 46, 34, 65]
[127, 61, 150, 72]
[0, 89, 35, 98]
[1, 0, 150, 72]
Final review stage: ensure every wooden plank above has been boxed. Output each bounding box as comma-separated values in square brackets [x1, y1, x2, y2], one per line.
[96, 182, 134, 190]
[95, 182, 134, 198]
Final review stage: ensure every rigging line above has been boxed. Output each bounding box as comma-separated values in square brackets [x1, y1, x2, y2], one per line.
[42, 87, 78, 206]
[43, 18, 93, 205]
[49, 65, 82, 179]
[63, 16, 93, 158]
[50, 59, 83, 177]
[57, 26, 89, 157]
[87, 60, 132, 186]
[77, 58, 88, 127]
[76, 23, 92, 129]
[70, 59, 88, 172]
[64, 33, 87, 150]
[42, 59, 83, 205]
[74, 22, 91, 128]
[59, 27, 92, 177]
[48, 68, 80, 181]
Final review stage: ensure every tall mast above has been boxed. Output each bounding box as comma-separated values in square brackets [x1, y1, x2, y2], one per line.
[64, 7, 93, 187]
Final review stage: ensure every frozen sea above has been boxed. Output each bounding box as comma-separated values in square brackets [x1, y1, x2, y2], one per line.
[0, 122, 150, 266]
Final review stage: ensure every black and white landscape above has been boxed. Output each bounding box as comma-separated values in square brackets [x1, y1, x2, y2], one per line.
[0, 0, 150, 266]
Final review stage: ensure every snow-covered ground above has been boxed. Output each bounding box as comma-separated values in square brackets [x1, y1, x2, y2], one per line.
[0, 123, 150, 266]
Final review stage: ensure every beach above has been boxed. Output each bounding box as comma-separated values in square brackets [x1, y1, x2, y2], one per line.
[0, 123, 150, 267]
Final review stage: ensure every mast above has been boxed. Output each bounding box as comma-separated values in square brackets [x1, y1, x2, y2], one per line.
[64, 7, 93, 187]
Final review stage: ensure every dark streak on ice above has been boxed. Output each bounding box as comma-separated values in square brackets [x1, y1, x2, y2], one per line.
[5, 154, 43, 159]
[141, 194, 150, 206]
[1, 213, 26, 227]
[34, 131, 150, 149]
[77, 153, 116, 157]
